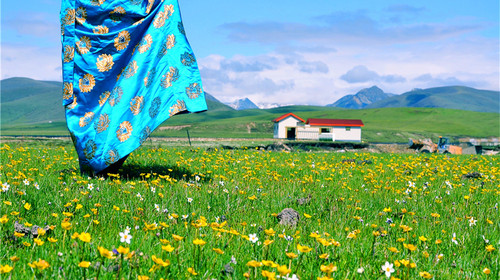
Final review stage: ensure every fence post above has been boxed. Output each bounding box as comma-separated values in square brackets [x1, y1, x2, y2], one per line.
[186, 129, 192, 146]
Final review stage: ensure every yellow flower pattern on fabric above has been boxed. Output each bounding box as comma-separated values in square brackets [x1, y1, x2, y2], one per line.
[99, 91, 111, 106]
[90, 0, 105, 6]
[79, 112, 95, 127]
[94, 114, 110, 133]
[96, 54, 114, 72]
[76, 36, 91, 54]
[130, 96, 144, 116]
[114, 31, 130, 51]
[79, 73, 95, 93]
[138, 34, 153, 53]
[93, 25, 109, 34]
[75, 7, 87, 24]
[153, 4, 174, 28]
[63, 82, 73, 100]
[117, 121, 133, 142]
[63, 45, 74, 62]
[169, 100, 186, 116]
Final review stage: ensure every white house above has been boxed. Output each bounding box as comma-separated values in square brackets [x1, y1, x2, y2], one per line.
[272, 113, 364, 142]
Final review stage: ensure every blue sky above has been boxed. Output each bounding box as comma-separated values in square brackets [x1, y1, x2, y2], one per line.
[1, 0, 499, 105]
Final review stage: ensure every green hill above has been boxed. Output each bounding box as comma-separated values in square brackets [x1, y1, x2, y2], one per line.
[367, 86, 499, 113]
[1, 78, 499, 142]
[1, 77, 66, 125]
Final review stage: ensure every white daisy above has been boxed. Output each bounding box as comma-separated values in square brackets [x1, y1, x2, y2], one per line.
[119, 231, 132, 244]
[381, 261, 394, 278]
[249, 233, 258, 243]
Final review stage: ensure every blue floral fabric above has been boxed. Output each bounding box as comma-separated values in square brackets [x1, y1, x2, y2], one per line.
[60, 0, 207, 173]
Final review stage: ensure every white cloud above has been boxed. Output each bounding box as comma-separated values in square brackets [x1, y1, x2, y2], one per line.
[1, 43, 62, 81]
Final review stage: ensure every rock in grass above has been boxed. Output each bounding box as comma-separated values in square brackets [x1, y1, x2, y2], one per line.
[296, 194, 312, 206]
[462, 172, 482, 179]
[277, 208, 300, 226]
[14, 221, 51, 238]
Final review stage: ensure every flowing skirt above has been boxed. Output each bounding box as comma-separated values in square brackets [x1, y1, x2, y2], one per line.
[60, 0, 207, 174]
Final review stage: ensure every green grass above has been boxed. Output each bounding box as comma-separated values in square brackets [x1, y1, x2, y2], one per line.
[2, 107, 498, 143]
[0, 140, 498, 279]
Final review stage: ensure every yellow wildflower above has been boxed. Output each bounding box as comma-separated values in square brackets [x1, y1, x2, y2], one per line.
[0, 215, 9, 224]
[151, 255, 170, 267]
[172, 234, 184, 241]
[0, 264, 14, 274]
[262, 260, 277, 267]
[319, 253, 330, 259]
[193, 238, 206, 246]
[320, 263, 338, 273]
[34, 238, 44, 246]
[265, 228, 276, 236]
[98, 246, 115, 259]
[297, 243, 312, 253]
[162, 244, 175, 252]
[61, 221, 72, 230]
[263, 240, 274, 246]
[388, 247, 399, 253]
[212, 248, 224, 254]
[117, 246, 130, 255]
[404, 243, 417, 251]
[261, 270, 276, 279]
[188, 267, 197, 275]
[419, 271, 432, 279]
[78, 261, 91, 268]
[286, 252, 298, 259]
[277, 264, 291, 276]
[246, 260, 262, 267]
[28, 259, 50, 270]
[78, 232, 91, 243]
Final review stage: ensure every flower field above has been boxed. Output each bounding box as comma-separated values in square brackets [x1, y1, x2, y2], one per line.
[0, 142, 498, 279]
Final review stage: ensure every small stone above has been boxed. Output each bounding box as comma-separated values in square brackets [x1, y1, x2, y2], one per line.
[462, 172, 482, 179]
[296, 194, 312, 205]
[277, 208, 300, 227]
[14, 221, 51, 238]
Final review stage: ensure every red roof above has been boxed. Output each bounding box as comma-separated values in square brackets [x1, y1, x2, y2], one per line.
[306, 118, 364, 127]
[272, 113, 306, 123]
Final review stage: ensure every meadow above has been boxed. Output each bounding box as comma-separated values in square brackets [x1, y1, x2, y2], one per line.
[0, 140, 498, 279]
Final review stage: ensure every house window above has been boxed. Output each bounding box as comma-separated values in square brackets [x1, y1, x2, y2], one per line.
[320, 128, 330, 133]
[345, 127, 351, 131]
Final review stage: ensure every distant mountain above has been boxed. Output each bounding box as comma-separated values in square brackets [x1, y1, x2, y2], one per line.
[366, 86, 499, 113]
[226, 98, 259, 110]
[204, 92, 234, 111]
[1, 77, 66, 125]
[0, 77, 233, 127]
[327, 86, 392, 109]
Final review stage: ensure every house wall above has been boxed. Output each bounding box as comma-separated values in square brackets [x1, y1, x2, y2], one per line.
[295, 126, 362, 142]
[296, 126, 319, 140]
[332, 126, 362, 142]
[275, 117, 363, 142]
[274, 116, 302, 138]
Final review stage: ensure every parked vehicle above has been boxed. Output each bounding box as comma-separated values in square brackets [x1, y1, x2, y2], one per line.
[408, 137, 463, 154]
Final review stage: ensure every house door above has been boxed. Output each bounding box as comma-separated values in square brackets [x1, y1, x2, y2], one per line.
[286, 127, 296, 140]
